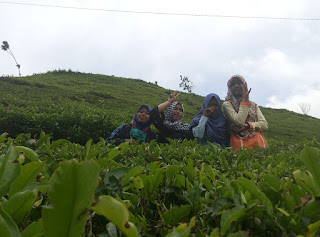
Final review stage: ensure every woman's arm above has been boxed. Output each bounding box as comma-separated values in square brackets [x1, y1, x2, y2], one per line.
[192, 116, 209, 139]
[112, 124, 132, 145]
[249, 106, 268, 131]
[145, 129, 157, 143]
[158, 92, 180, 113]
[222, 101, 250, 126]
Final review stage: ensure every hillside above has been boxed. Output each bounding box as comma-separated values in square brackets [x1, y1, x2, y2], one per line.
[0, 70, 319, 144]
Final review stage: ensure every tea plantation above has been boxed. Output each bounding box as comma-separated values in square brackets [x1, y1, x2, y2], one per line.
[0, 70, 319, 144]
[0, 70, 320, 236]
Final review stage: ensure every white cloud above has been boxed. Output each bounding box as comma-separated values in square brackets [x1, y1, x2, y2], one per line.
[266, 86, 320, 118]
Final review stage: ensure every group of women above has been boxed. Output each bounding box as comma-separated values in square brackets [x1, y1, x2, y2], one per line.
[106, 75, 268, 150]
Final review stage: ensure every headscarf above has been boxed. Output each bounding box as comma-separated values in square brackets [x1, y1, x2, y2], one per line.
[131, 105, 152, 132]
[191, 93, 229, 146]
[163, 101, 190, 131]
[225, 75, 258, 139]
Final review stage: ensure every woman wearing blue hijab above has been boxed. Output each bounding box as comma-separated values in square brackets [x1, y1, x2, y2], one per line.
[191, 93, 229, 147]
[106, 105, 156, 145]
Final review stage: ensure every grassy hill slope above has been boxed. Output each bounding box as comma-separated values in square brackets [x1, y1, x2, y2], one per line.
[0, 70, 319, 144]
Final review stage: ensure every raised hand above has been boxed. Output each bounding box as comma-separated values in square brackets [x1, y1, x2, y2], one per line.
[242, 85, 251, 102]
[125, 138, 136, 144]
[203, 108, 215, 118]
[158, 91, 181, 113]
[168, 91, 180, 103]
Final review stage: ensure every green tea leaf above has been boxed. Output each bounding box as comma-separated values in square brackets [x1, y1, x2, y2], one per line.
[261, 174, 281, 191]
[42, 160, 99, 237]
[182, 158, 197, 182]
[3, 190, 37, 224]
[150, 161, 161, 173]
[301, 147, 320, 196]
[227, 230, 249, 237]
[220, 152, 229, 171]
[0, 146, 21, 197]
[133, 176, 144, 189]
[237, 177, 273, 216]
[288, 182, 305, 204]
[0, 206, 21, 237]
[50, 139, 69, 149]
[209, 228, 220, 237]
[307, 220, 320, 237]
[92, 195, 138, 237]
[107, 148, 121, 160]
[104, 167, 130, 184]
[122, 167, 144, 186]
[302, 199, 320, 221]
[21, 219, 44, 237]
[209, 196, 230, 217]
[163, 205, 191, 226]
[220, 206, 245, 234]
[105, 175, 122, 197]
[283, 191, 295, 215]
[34, 132, 51, 150]
[293, 170, 317, 197]
[149, 168, 165, 194]
[0, 162, 21, 197]
[204, 165, 216, 181]
[5, 145, 19, 162]
[165, 216, 196, 237]
[202, 177, 213, 191]
[277, 207, 290, 217]
[0, 133, 8, 143]
[166, 165, 180, 181]
[174, 174, 188, 189]
[15, 146, 39, 162]
[84, 139, 92, 160]
[8, 161, 45, 197]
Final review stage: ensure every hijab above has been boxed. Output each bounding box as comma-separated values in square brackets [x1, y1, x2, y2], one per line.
[163, 101, 190, 131]
[131, 105, 152, 132]
[191, 93, 229, 146]
[225, 75, 258, 139]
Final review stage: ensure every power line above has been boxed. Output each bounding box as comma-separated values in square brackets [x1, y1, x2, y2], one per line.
[1, 1, 320, 21]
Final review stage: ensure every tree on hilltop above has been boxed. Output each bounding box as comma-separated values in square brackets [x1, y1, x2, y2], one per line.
[179, 75, 194, 93]
[1, 41, 21, 77]
[298, 103, 311, 116]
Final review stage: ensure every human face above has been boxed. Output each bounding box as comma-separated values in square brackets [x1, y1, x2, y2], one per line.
[207, 97, 219, 117]
[229, 77, 245, 98]
[137, 107, 150, 124]
[171, 103, 184, 121]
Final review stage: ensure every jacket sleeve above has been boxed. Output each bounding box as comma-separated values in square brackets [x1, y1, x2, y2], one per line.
[112, 124, 131, 145]
[222, 101, 268, 131]
[222, 101, 250, 126]
[151, 106, 166, 130]
[145, 129, 156, 143]
[250, 106, 268, 131]
[192, 116, 209, 139]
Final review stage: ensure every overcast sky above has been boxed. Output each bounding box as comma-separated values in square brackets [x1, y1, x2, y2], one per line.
[1, 0, 320, 118]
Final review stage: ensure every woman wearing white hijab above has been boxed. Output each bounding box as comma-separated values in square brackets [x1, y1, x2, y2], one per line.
[152, 92, 193, 143]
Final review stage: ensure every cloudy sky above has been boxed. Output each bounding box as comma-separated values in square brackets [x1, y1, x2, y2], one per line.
[1, 0, 320, 118]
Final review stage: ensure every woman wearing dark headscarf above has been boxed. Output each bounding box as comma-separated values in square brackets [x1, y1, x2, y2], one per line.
[106, 105, 156, 145]
[222, 75, 268, 150]
[191, 93, 229, 147]
[152, 92, 193, 143]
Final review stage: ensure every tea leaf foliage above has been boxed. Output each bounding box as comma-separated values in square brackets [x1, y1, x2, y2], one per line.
[0, 132, 319, 236]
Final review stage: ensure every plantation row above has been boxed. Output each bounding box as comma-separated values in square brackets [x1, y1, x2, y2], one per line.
[0, 132, 319, 236]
